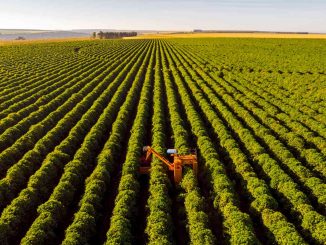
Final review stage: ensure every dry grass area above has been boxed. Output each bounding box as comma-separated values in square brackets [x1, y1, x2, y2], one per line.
[0, 37, 92, 46]
[1, 32, 325, 46]
[126, 32, 326, 39]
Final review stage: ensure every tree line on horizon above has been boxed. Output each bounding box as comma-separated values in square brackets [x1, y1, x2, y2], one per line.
[93, 31, 137, 39]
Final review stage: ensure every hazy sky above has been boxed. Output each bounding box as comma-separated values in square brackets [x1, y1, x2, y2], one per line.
[0, 0, 325, 32]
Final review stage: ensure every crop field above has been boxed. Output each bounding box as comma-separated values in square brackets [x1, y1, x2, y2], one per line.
[129, 32, 326, 39]
[0, 38, 325, 245]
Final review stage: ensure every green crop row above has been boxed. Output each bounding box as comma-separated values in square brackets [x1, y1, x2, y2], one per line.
[162, 41, 259, 244]
[19, 41, 151, 245]
[0, 38, 324, 244]
[104, 43, 155, 244]
[169, 42, 308, 244]
[0, 40, 146, 213]
[146, 42, 174, 245]
[171, 42, 326, 243]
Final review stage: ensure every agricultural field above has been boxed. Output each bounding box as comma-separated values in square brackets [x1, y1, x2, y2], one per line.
[0, 38, 325, 245]
[129, 32, 326, 39]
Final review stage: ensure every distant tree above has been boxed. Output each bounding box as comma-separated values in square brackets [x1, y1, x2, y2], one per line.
[15, 36, 26, 40]
[95, 31, 137, 39]
[97, 31, 104, 39]
[92, 32, 96, 39]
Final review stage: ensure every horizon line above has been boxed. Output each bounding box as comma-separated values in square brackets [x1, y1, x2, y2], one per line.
[1, 28, 326, 34]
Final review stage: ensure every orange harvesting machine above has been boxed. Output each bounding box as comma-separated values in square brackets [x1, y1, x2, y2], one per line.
[139, 146, 198, 184]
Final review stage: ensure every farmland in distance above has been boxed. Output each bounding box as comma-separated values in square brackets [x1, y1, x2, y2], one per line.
[0, 38, 325, 245]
